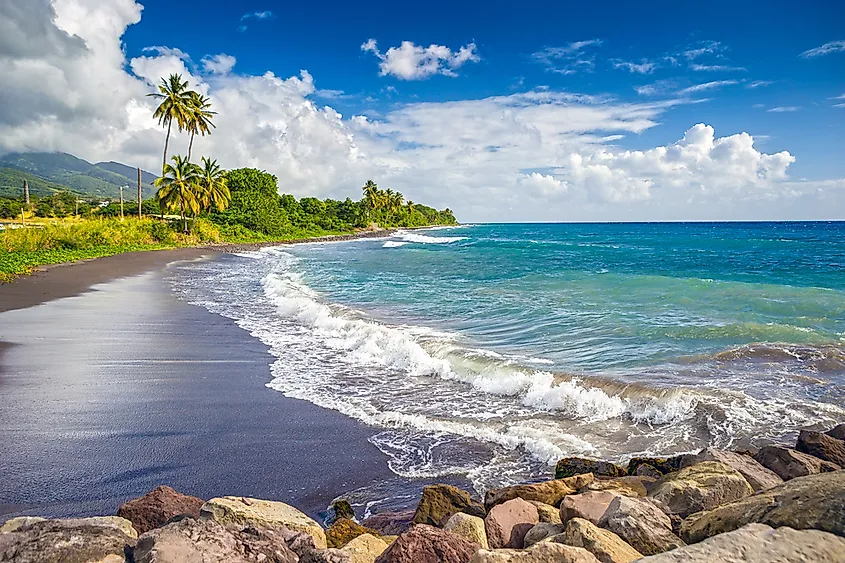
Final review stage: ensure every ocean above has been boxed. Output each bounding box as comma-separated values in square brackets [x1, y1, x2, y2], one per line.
[169, 222, 845, 507]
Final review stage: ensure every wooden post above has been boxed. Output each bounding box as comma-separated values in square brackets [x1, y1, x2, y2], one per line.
[137, 167, 142, 219]
[24, 180, 30, 205]
[119, 185, 124, 220]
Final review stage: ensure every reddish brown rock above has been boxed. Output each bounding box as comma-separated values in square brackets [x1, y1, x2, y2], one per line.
[560, 491, 621, 525]
[796, 430, 845, 467]
[827, 424, 845, 441]
[752, 445, 840, 480]
[117, 486, 205, 535]
[485, 474, 594, 510]
[362, 511, 415, 536]
[484, 498, 539, 549]
[374, 524, 478, 563]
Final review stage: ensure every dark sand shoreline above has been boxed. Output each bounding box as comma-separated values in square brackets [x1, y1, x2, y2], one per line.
[0, 256, 398, 521]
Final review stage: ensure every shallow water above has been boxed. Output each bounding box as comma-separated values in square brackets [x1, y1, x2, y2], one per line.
[169, 222, 845, 499]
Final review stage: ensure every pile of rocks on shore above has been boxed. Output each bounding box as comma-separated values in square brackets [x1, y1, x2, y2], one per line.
[2, 425, 844, 562]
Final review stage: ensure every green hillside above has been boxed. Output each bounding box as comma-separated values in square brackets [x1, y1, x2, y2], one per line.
[0, 152, 157, 199]
[0, 168, 83, 199]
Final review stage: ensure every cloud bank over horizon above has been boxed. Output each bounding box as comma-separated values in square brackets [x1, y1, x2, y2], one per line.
[0, 0, 842, 222]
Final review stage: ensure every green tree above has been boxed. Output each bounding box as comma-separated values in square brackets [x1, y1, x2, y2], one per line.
[155, 155, 200, 232]
[148, 74, 194, 172]
[195, 157, 230, 212]
[212, 168, 288, 235]
[186, 93, 216, 161]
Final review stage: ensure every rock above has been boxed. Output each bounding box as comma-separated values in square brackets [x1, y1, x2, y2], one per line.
[0, 518, 136, 563]
[329, 500, 356, 525]
[633, 464, 662, 479]
[201, 496, 327, 548]
[752, 445, 840, 480]
[340, 533, 389, 563]
[412, 485, 482, 527]
[117, 485, 205, 535]
[485, 474, 594, 510]
[684, 448, 783, 492]
[827, 424, 845, 441]
[0, 517, 46, 533]
[560, 491, 621, 525]
[133, 517, 299, 563]
[301, 549, 352, 563]
[555, 458, 626, 479]
[528, 501, 561, 524]
[522, 522, 565, 547]
[679, 469, 845, 543]
[626, 456, 689, 476]
[485, 498, 540, 548]
[469, 542, 600, 562]
[648, 461, 753, 518]
[580, 477, 648, 497]
[796, 430, 845, 467]
[598, 495, 685, 555]
[374, 524, 478, 563]
[637, 523, 845, 562]
[362, 511, 414, 536]
[560, 518, 643, 563]
[327, 518, 381, 548]
[444, 513, 489, 549]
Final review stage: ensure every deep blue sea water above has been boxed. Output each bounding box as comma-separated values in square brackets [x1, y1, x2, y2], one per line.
[171, 222, 845, 499]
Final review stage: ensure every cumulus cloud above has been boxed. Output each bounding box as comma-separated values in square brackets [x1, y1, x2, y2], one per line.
[532, 40, 602, 74]
[0, 0, 841, 221]
[201, 53, 236, 75]
[800, 40, 845, 58]
[361, 39, 479, 80]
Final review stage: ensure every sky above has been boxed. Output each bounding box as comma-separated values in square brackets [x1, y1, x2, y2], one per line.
[1, 0, 844, 221]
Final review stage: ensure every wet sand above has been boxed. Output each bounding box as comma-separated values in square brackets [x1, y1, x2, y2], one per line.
[0, 256, 396, 521]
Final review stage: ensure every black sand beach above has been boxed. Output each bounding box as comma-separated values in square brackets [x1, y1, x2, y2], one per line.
[0, 254, 396, 521]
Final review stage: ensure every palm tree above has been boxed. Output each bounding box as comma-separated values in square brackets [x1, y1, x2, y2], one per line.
[361, 180, 380, 223]
[186, 92, 216, 161]
[155, 155, 200, 232]
[196, 157, 230, 212]
[148, 74, 194, 172]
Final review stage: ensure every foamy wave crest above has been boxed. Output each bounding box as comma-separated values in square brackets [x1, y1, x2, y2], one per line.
[383, 241, 410, 248]
[396, 231, 468, 244]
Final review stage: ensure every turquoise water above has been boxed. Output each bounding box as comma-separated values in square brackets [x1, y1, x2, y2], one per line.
[173, 222, 845, 495]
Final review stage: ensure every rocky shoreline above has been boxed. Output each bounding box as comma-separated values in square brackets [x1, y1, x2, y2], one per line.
[2, 425, 844, 562]
[201, 227, 400, 253]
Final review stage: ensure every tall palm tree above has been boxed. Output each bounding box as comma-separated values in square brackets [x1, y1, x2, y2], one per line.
[361, 180, 380, 223]
[195, 157, 230, 212]
[155, 155, 200, 232]
[148, 74, 194, 172]
[186, 92, 216, 161]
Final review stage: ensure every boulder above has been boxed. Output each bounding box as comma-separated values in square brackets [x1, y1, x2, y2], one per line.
[560, 491, 621, 525]
[0, 517, 46, 533]
[683, 448, 782, 492]
[752, 445, 840, 480]
[555, 458, 625, 479]
[598, 495, 685, 555]
[0, 518, 136, 563]
[559, 518, 643, 563]
[580, 477, 648, 497]
[327, 518, 380, 548]
[117, 485, 205, 535]
[796, 430, 845, 467]
[444, 513, 488, 549]
[648, 461, 753, 518]
[201, 496, 327, 548]
[469, 542, 600, 562]
[633, 464, 662, 479]
[485, 498, 539, 548]
[626, 456, 690, 477]
[680, 469, 845, 543]
[522, 522, 565, 547]
[340, 533, 389, 563]
[412, 485, 482, 527]
[827, 424, 845, 441]
[637, 523, 845, 562]
[374, 524, 478, 563]
[485, 474, 594, 510]
[362, 511, 414, 536]
[528, 501, 561, 524]
[133, 517, 300, 563]
[329, 500, 356, 525]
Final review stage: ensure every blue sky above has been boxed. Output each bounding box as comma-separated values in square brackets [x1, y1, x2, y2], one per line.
[2, 0, 844, 220]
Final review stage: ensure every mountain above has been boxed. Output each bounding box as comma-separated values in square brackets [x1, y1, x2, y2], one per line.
[0, 168, 82, 199]
[0, 152, 158, 200]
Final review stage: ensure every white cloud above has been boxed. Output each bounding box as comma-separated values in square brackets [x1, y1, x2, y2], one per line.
[634, 79, 679, 96]
[800, 40, 845, 58]
[746, 80, 774, 89]
[767, 106, 800, 112]
[0, 0, 841, 222]
[238, 10, 273, 32]
[834, 103, 845, 108]
[201, 53, 236, 75]
[690, 64, 746, 72]
[613, 59, 657, 74]
[682, 40, 725, 60]
[830, 93, 845, 100]
[361, 39, 479, 80]
[676, 80, 739, 95]
[532, 40, 602, 74]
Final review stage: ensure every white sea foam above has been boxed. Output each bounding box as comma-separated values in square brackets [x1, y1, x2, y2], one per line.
[396, 231, 468, 244]
[382, 241, 410, 248]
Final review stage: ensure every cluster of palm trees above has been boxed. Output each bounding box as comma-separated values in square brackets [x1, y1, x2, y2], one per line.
[149, 74, 229, 231]
[360, 180, 415, 223]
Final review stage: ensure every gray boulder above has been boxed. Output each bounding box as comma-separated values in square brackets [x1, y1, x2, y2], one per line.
[522, 522, 565, 548]
[753, 445, 840, 480]
[827, 424, 845, 441]
[684, 448, 782, 491]
[648, 461, 753, 518]
[796, 430, 845, 467]
[0, 518, 136, 563]
[598, 495, 685, 555]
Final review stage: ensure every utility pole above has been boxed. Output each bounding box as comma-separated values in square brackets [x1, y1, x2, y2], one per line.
[137, 167, 142, 219]
[24, 180, 30, 205]
[119, 185, 125, 220]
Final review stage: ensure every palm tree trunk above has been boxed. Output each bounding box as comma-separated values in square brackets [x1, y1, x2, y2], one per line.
[180, 199, 187, 233]
[163, 119, 172, 172]
[188, 132, 195, 161]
